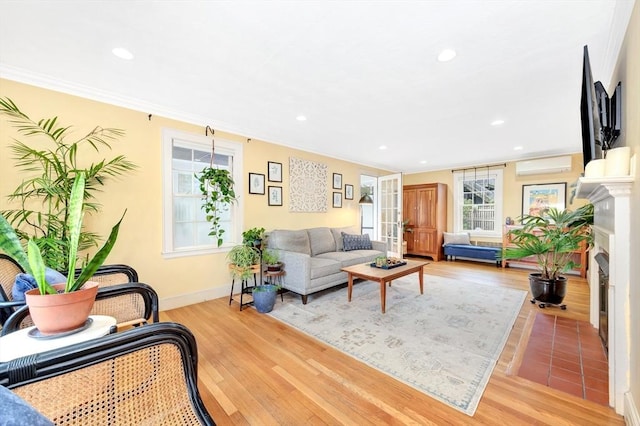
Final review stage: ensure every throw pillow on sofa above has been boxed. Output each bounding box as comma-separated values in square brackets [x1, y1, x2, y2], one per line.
[341, 233, 373, 251]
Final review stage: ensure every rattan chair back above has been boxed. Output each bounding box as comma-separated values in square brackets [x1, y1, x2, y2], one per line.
[0, 322, 215, 425]
[1, 264, 159, 335]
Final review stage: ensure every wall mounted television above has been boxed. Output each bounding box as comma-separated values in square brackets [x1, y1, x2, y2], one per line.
[580, 45, 602, 169]
[580, 45, 623, 170]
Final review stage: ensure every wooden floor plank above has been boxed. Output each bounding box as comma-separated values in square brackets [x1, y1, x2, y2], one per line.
[161, 259, 624, 425]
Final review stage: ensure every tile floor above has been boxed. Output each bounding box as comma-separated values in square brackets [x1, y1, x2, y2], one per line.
[517, 313, 609, 405]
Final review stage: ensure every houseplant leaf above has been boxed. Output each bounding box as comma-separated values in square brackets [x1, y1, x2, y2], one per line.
[71, 210, 126, 292]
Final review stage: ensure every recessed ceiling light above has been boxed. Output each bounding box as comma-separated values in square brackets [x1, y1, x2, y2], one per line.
[112, 47, 134, 60]
[420, 160, 427, 164]
[491, 119, 505, 126]
[379, 145, 387, 150]
[513, 146, 523, 151]
[296, 115, 307, 121]
[437, 49, 456, 62]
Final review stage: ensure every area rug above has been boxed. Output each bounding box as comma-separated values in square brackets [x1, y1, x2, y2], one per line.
[268, 274, 526, 416]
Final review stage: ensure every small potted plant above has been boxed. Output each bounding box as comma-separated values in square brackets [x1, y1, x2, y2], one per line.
[242, 227, 265, 248]
[0, 173, 125, 334]
[227, 244, 261, 282]
[262, 249, 282, 272]
[501, 203, 593, 308]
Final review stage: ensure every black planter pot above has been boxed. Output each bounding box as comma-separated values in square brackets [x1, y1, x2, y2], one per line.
[528, 273, 568, 309]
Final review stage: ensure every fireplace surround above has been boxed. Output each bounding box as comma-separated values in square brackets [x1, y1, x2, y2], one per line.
[577, 176, 632, 415]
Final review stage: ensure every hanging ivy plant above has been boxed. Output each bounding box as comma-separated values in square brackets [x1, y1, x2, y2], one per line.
[197, 167, 237, 247]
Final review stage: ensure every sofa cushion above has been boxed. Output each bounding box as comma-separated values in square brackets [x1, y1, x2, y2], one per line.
[443, 232, 471, 246]
[307, 227, 336, 256]
[268, 229, 311, 255]
[309, 257, 342, 279]
[315, 251, 361, 266]
[331, 226, 358, 251]
[342, 232, 373, 251]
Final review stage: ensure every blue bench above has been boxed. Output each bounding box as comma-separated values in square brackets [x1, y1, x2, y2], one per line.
[443, 244, 501, 267]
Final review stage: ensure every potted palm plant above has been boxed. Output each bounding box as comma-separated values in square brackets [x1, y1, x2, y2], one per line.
[501, 203, 594, 309]
[0, 97, 136, 272]
[0, 173, 125, 334]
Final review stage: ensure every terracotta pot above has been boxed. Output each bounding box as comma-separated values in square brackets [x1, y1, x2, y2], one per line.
[25, 281, 99, 335]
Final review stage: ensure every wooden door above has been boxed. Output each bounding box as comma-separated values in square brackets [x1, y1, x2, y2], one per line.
[403, 188, 416, 253]
[416, 187, 436, 228]
[414, 229, 437, 254]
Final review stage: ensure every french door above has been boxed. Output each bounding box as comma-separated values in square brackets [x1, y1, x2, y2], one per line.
[377, 173, 403, 258]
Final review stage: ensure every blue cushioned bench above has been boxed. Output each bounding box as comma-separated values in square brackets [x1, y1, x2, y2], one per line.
[443, 244, 501, 267]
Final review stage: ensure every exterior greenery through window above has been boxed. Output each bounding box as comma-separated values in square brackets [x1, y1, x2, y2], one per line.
[453, 169, 503, 237]
[162, 129, 243, 257]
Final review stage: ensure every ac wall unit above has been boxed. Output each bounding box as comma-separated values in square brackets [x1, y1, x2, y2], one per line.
[515, 156, 572, 176]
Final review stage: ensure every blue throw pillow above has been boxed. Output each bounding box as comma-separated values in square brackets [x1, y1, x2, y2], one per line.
[12, 268, 67, 301]
[341, 232, 373, 251]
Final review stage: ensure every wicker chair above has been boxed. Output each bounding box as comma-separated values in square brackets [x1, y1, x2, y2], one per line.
[0, 322, 215, 425]
[0, 257, 159, 334]
[0, 254, 24, 324]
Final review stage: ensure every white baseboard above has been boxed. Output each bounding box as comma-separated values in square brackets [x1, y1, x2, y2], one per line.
[626, 392, 640, 425]
[159, 286, 229, 311]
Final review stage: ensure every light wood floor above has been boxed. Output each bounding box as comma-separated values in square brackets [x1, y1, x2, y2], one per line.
[161, 260, 624, 425]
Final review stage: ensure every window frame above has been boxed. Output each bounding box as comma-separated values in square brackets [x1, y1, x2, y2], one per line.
[161, 128, 244, 258]
[452, 168, 503, 238]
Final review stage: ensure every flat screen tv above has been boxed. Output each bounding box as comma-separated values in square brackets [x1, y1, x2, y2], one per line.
[580, 45, 603, 169]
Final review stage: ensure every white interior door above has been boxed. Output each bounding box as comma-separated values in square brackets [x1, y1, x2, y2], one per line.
[377, 173, 403, 258]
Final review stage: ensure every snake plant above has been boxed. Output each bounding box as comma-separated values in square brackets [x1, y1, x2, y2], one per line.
[0, 173, 125, 294]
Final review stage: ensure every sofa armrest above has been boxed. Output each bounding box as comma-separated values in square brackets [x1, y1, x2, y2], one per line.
[371, 240, 387, 254]
[271, 249, 311, 294]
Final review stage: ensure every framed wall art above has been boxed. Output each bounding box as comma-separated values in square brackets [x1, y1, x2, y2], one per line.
[345, 184, 354, 200]
[268, 186, 283, 206]
[332, 192, 342, 208]
[249, 172, 265, 195]
[289, 157, 327, 212]
[522, 183, 566, 217]
[332, 173, 342, 190]
[268, 161, 282, 182]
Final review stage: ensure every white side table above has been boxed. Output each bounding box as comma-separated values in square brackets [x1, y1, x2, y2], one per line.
[0, 315, 116, 362]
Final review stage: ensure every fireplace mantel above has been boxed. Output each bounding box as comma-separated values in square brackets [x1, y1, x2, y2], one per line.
[576, 175, 633, 415]
[576, 176, 633, 202]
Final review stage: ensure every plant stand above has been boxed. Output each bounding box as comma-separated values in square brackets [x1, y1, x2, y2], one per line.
[530, 298, 567, 310]
[264, 269, 285, 302]
[228, 265, 260, 311]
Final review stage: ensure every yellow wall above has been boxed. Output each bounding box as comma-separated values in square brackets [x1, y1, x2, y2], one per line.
[403, 153, 587, 243]
[611, 0, 640, 413]
[0, 79, 388, 307]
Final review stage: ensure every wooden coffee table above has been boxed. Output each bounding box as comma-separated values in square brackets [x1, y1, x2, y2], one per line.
[341, 259, 429, 313]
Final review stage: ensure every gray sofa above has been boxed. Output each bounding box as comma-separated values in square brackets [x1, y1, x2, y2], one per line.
[266, 226, 386, 303]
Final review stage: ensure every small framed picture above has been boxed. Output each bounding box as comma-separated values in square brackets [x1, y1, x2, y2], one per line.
[345, 184, 354, 200]
[332, 192, 342, 208]
[268, 186, 282, 206]
[267, 161, 282, 182]
[249, 172, 265, 195]
[332, 173, 342, 189]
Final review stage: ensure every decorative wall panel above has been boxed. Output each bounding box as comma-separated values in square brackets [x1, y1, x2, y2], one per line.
[289, 157, 327, 212]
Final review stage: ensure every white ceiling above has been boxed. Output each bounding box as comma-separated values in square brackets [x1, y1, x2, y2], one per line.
[0, 1, 635, 173]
